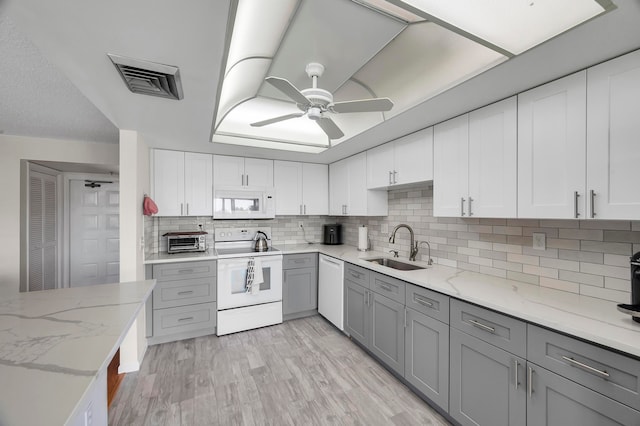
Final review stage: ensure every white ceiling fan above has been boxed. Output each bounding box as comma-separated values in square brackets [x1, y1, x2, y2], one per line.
[250, 63, 394, 140]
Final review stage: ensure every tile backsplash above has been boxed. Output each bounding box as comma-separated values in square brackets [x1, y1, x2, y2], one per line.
[145, 185, 638, 304]
[338, 184, 638, 304]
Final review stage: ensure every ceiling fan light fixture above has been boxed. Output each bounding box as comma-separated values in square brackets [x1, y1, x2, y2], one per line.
[308, 106, 322, 120]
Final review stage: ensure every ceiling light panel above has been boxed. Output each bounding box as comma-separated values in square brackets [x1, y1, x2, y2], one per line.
[225, 0, 298, 73]
[394, 0, 610, 55]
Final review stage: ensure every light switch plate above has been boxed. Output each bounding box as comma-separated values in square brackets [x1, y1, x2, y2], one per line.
[532, 232, 546, 250]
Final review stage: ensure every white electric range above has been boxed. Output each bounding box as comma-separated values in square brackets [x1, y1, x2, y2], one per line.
[214, 227, 283, 335]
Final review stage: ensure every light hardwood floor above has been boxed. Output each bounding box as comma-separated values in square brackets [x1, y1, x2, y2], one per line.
[109, 315, 451, 425]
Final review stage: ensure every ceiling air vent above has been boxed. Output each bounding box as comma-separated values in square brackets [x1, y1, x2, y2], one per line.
[107, 53, 184, 100]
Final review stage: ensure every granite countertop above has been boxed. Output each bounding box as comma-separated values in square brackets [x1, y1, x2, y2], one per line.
[0, 280, 156, 426]
[145, 244, 640, 359]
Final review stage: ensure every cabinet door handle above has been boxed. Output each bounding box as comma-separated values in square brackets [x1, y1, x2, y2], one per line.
[300, 205, 303, 215]
[304, 205, 306, 215]
[574, 191, 580, 218]
[368, 291, 372, 306]
[404, 308, 407, 328]
[468, 197, 474, 216]
[528, 366, 534, 398]
[246, 175, 249, 186]
[389, 171, 393, 185]
[460, 198, 466, 216]
[177, 290, 194, 296]
[379, 283, 393, 292]
[468, 318, 495, 333]
[561, 356, 609, 378]
[181, 203, 184, 216]
[414, 295, 434, 308]
[590, 189, 596, 218]
[186, 203, 189, 216]
[178, 316, 194, 322]
[393, 170, 398, 184]
[514, 359, 520, 389]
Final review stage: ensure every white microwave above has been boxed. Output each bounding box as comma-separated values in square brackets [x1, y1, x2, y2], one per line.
[213, 186, 275, 219]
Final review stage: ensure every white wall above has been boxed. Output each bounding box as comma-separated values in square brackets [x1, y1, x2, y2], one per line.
[0, 134, 118, 292]
[118, 129, 150, 372]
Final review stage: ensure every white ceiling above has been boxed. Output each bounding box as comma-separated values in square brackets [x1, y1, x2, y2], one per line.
[3, 0, 640, 164]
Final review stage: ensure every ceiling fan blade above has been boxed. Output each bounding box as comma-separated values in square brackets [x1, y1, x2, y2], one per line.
[250, 112, 305, 127]
[331, 97, 394, 113]
[316, 117, 344, 140]
[265, 77, 311, 107]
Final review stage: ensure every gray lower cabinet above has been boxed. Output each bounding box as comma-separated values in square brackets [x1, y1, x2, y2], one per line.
[345, 279, 368, 345]
[450, 327, 526, 426]
[527, 363, 640, 426]
[405, 307, 449, 411]
[345, 278, 405, 376]
[148, 260, 217, 345]
[282, 253, 318, 320]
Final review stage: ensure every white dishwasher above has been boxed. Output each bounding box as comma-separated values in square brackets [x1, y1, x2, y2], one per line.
[318, 254, 345, 331]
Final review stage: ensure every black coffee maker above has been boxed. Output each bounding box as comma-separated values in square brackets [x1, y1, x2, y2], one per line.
[617, 251, 640, 323]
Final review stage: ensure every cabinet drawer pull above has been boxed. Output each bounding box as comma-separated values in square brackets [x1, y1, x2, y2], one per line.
[468, 318, 495, 333]
[177, 290, 194, 296]
[178, 316, 194, 322]
[178, 269, 194, 274]
[561, 356, 610, 378]
[414, 295, 434, 308]
[294, 259, 306, 264]
[349, 271, 362, 279]
[379, 283, 393, 292]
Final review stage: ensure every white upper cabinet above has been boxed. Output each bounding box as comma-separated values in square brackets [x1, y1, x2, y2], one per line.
[274, 161, 328, 216]
[468, 97, 517, 218]
[152, 149, 212, 216]
[587, 50, 640, 220]
[518, 71, 587, 219]
[302, 163, 328, 215]
[331, 152, 387, 216]
[367, 127, 433, 189]
[433, 114, 469, 217]
[434, 98, 517, 218]
[213, 155, 273, 188]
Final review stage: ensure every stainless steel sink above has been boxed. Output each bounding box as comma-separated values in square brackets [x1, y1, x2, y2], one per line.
[365, 258, 426, 271]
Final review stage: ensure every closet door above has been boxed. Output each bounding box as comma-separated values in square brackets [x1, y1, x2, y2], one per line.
[29, 170, 58, 291]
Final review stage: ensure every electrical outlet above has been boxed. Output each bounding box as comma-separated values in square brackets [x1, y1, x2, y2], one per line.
[298, 221, 304, 228]
[532, 232, 546, 250]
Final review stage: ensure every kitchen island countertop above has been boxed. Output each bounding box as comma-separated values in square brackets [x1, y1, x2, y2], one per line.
[0, 280, 155, 426]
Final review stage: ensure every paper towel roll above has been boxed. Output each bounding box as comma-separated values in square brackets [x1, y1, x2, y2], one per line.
[358, 225, 368, 251]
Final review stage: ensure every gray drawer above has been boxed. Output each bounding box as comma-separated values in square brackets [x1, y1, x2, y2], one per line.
[370, 272, 405, 304]
[152, 260, 216, 282]
[528, 324, 640, 411]
[450, 299, 526, 358]
[344, 262, 370, 287]
[153, 277, 216, 309]
[152, 302, 217, 337]
[283, 253, 317, 270]
[406, 284, 449, 324]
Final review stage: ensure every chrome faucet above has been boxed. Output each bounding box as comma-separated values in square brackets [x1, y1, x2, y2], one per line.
[389, 224, 418, 261]
[419, 241, 433, 265]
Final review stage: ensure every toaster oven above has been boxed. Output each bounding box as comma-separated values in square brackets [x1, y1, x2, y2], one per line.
[164, 232, 207, 254]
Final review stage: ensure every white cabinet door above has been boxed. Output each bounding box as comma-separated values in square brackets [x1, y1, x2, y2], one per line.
[434, 114, 469, 217]
[347, 152, 368, 216]
[244, 158, 274, 188]
[587, 50, 640, 220]
[213, 155, 244, 187]
[366, 142, 394, 189]
[274, 161, 302, 215]
[394, 127, 433, 185]
[518, 71, 586, 219]
[153, 149, 184, 216]
[184, 152, 212, 216]
[329, 158, 349, 216]
[468, 97, 517, 218]
[302, 163, 328, 215]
